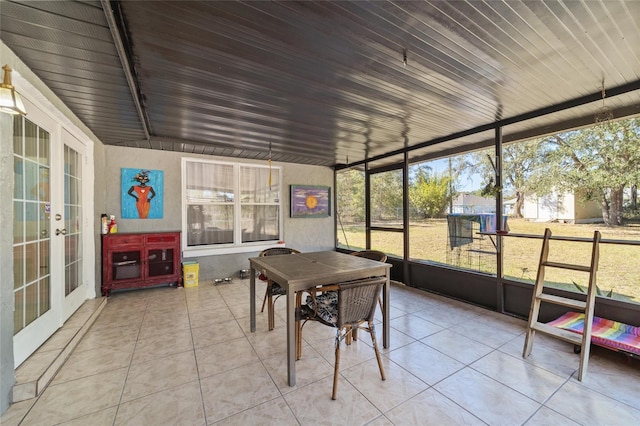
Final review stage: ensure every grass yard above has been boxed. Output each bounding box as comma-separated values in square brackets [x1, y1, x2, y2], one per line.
[337, 218, 640, 304]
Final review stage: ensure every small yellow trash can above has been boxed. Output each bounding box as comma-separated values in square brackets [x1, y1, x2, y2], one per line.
[182, 261, 199, 288]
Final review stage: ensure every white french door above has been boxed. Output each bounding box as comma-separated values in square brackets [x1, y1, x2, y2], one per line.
[60, 129, 86, 319]
[13, 98, 89, 367]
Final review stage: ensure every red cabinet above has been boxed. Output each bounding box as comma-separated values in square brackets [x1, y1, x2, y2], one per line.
[102, 231, 182, 296]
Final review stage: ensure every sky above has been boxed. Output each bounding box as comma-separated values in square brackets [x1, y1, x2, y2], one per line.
[411, 157, 483, 193]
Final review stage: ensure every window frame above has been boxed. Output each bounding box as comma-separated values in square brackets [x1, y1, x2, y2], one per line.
[181, 157, 283, 256]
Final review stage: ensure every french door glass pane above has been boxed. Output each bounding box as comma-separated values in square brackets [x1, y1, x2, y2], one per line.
[13, 245, 24, 290]
[24, 283, 38, 327]
[39, 277, 50, 315]
[13, 115, 22, 154]
[64, 145, 82, 296]
[25, 242, 38, 284]
[38, 128, 49, 165]
[13, 201, 24, 243]
[39, 240, 49, 277]
[25, 202, 38, 241]
[13, 116, 51, 335]
[14, 289, 23, 334]
[24, 120, 37, 161]
[25, 161, 38, 201]
[13, 157, 23, 199]
[40, 199, 50, 241]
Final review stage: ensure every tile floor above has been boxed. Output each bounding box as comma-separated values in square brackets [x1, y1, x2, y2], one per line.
[3, 279, 640, 425]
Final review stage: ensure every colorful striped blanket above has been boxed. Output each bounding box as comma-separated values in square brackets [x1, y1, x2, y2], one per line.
[547, 312, 640, 355]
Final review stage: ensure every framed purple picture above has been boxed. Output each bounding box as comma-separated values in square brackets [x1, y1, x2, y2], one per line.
[290, 185, 331, 218]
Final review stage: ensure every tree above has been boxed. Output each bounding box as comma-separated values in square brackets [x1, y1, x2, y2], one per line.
[535, 118, 640, 225]
[336, 169, 365, 223]
[502, 142, 545, 217]
[408, 168, 452, 218]
[370, 169, 403, 221]
[459, 142, 543, 218]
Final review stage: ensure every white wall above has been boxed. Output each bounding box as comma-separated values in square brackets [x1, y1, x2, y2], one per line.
[523, 191, 602, 223]
[0, 110, 16, 415]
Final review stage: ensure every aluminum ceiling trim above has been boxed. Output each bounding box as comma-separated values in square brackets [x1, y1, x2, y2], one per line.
[346, 87, 640, 170]
[101, 0, 150, 141]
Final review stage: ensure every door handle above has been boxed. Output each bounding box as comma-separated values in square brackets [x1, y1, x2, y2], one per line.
[56, 228, 67, 236]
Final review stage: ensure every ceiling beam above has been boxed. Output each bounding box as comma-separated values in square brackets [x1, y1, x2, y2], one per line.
[101, 0, 151, 141]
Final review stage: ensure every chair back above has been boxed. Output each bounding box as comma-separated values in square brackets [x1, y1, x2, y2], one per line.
[336, 277, 385, 329]
[351, 250, 387, 263]
[259, 247, 300, 257]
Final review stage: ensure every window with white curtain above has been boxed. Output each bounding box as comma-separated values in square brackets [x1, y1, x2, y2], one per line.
[182, 158, 282, 254]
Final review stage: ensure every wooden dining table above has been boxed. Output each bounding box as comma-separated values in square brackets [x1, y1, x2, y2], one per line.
[249, 250, 392, 386]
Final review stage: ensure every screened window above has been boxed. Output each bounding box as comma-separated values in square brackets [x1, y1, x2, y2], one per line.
[183, 159, 281, 254]
[407, 150, 498, 274]
[500, 117, 640, 302]
[336, 168, 365, 250]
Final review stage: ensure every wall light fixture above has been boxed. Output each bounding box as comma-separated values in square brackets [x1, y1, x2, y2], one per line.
[0, 65, 27, 115]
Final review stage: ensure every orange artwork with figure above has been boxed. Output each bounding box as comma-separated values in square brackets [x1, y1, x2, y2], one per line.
[121, 168, 164, 219]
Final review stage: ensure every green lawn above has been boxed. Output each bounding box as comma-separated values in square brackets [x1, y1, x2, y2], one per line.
[337, 218, 640, 304]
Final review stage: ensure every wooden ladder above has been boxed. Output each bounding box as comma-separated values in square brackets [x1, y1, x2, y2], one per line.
[522, 228, 601, 381]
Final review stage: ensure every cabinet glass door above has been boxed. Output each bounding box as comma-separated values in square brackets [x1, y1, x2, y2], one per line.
[147, 248, 175, 277]
[111, 250, 142, 281]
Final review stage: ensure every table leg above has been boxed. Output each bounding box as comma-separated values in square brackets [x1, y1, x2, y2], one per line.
[250, 267, 256, 333]
[383, 270, 390, 348]
[286, 286, 296, 386]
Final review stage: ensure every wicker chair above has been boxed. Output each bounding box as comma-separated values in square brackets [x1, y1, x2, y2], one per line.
[259, 247, 300, 331]
[295, 277, 387, 399]
[351, 250, 387, 321]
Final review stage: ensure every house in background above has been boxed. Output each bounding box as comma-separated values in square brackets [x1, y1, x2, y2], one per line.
[503, 198, 516, 216]
[451, 193, 495, 214]
[522, 191, 602, 223]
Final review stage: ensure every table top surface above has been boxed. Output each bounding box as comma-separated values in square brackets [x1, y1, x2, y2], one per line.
[249, 250, 391, 289]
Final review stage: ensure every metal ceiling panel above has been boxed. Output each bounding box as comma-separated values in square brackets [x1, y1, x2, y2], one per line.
[2, 0, 639, 167]
[1, 0, 147, 143]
